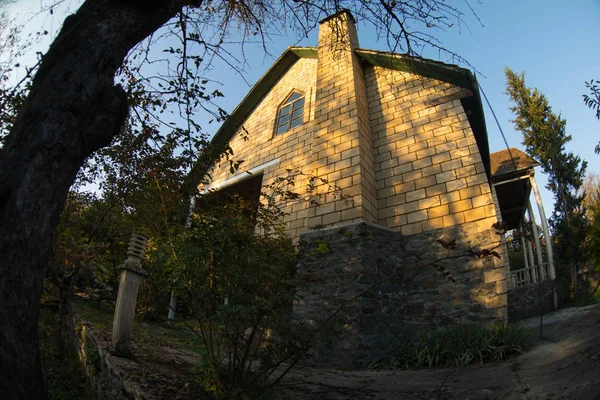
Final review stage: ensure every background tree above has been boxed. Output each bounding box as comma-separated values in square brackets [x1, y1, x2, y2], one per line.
[583, 79, 600, 153]
[0, 1, 481, 397]
[0, 9, 45, 145]
[505, 68, 588, 282]
[581, 173, 600, 269]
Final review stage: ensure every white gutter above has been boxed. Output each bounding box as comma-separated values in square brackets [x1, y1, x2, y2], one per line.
[200, 158, 281, 194]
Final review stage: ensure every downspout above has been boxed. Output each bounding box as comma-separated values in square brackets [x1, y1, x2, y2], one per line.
[167, 195, 196, 324]
[528, 200, 545, 280]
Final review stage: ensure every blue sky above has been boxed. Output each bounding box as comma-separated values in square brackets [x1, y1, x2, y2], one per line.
[4, 0, 600, 222]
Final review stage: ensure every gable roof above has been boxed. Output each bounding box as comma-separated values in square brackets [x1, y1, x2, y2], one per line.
[209, 47, 317, 153]
[189, 46, 492, 183]
[490, 148, 538, 178]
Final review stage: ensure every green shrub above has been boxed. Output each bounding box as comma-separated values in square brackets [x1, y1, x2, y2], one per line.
[39, 310, 96, 400]
[173, 195, 303, 398]
[369, 323, 532, 370]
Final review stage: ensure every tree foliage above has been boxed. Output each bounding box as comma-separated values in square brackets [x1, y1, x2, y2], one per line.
[172, 195, 298, 396]
[583, 79, 600, 154]
[581, 173, 600, 268]
[505, 68, 588, 272]
[0, 10, 45, 144]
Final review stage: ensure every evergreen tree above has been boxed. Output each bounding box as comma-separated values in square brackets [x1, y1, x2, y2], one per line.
[505, 67, 588, 279]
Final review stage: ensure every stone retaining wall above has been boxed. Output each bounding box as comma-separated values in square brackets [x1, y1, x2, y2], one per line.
[68, 314, 142, 399]
[507, 270, 600, 322]
[507, 275, 571, 322]
[292, 221, 506, 368]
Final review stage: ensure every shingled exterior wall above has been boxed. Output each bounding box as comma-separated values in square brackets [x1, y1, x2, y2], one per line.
[203, 11, 509, 368]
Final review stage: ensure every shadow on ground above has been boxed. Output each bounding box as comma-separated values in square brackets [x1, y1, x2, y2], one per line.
[277, 304, 600, 400]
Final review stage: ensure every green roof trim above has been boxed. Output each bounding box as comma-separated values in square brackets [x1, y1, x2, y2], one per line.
[355, 50, 472, 90]
[290, 47, 318, 59]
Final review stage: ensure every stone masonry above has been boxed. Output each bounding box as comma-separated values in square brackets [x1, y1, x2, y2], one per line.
[507, 275, 571, 322]
[294, 221, 502, 368]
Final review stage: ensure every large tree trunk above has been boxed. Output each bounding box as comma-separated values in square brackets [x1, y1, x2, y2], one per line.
[0, 1, 186, 397]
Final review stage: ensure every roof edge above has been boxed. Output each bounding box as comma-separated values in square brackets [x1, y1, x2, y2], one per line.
[355, 49, 472, 89]
[319, 9, 356, 25]
[208, 47, 316, 153]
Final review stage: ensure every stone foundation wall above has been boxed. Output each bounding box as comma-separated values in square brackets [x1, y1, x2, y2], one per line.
[507, 270, 600, 322]
[68, 314, 142, 399]
[293, 221, 507, 368]
[507, 275, 571, 322]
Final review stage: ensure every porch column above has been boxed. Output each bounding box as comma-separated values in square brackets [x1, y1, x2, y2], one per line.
[523, 217, 537, 283]
[530, 173, 556, 279]
[520, 224, 529, 270]
[528, 200, 546, 280]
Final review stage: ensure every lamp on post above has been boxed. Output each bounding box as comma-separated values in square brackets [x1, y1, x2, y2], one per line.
[112, 232, 148, 357]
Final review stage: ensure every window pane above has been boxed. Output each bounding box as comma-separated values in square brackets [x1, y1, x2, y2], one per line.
[290, 116, 303, 128]
[279, 105, 290, 116]
[277, 114, 290, 125]
[292, 98, 305, 110]
[288, 92, 303, 102]
[291, 108, 303, 119]
[276, 124, 288, 135]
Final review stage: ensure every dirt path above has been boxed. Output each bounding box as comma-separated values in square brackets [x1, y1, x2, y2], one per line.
[276, 304, 600, 400]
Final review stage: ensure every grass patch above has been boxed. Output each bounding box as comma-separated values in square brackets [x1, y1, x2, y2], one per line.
[368, 323, 532, 370]
[571, 285, 600, 307]
[39, 309, 96, 400]
[71, 300, 207, 356]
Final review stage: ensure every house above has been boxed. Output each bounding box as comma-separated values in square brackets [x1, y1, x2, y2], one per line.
[200, 10, 513, 367]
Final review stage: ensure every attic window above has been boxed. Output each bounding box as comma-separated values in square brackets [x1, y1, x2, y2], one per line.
[275, 91, 305, 135]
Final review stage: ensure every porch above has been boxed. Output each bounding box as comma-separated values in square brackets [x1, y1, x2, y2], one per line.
[490, 148, 556, 290]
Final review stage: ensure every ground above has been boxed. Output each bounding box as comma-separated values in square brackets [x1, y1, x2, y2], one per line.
[277, 304, 600, 400]
[69, 302, 212, 399]
[70, 302, 600, 399]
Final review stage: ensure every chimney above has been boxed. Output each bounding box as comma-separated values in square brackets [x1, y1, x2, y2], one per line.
[308, 10, 378, 228]
[318, 9, 359, 54]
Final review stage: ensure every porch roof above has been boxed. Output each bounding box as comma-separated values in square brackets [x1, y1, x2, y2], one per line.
[490, 148, 538, 230]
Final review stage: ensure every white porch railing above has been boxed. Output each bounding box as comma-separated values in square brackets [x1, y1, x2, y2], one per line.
[510, 263, 548, 288]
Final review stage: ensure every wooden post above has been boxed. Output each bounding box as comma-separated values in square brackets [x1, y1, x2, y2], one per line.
[520, 225, 529, 270]
[528, 200, 546, 280]
[530, 174, 556, 279]
[112, 233, 148, 356]
[167, 291, 177, 324]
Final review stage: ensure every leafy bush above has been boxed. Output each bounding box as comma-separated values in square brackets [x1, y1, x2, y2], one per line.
[39, 309, 96, 400]
[369, 323, 532, 370]
[173, 195, 304, 398]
